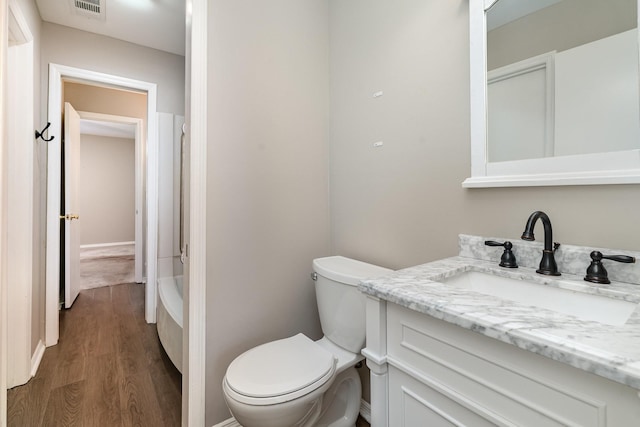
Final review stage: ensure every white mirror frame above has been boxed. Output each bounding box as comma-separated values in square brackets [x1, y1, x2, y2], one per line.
[465, 0, 640, 188]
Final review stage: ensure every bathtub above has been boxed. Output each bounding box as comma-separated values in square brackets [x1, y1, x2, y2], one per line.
[157, 275, 183, 373]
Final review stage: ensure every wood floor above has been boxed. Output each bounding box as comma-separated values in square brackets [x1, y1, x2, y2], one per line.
[356, 415, 370, 427]
[7, 283, 182, 427]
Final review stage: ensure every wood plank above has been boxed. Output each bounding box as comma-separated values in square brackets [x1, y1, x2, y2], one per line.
[7, 377, 51, 427]
[82, 354, 123, 427]
[119, 371, 166, 427]
[117, 322, 149, 378]
[90, 288, 120, 357]
[150, 371, 182, 427]
[7, 384, 29, 427]
[41, 381, 86, 427]
[111, 283, 134, 313]
[49, 348, 86, 390]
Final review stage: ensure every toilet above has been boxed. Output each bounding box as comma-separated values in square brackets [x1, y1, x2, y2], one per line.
[222, 256, 392, 427]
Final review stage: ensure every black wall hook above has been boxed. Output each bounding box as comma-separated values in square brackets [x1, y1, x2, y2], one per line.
[35, 122, 55, 142]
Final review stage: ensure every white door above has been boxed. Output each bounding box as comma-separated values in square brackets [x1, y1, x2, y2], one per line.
[64, 102, 82, 308]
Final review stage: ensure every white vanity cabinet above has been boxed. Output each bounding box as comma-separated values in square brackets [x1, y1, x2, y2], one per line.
[363, 298, 640, 427]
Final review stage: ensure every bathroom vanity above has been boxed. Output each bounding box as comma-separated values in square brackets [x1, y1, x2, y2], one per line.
[360, 235, 640, 426]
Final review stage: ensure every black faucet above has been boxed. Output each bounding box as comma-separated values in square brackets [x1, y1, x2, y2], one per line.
[484, 240, 518, 268]
[521, 211, 561, 276]
[584, 251, 636, 284]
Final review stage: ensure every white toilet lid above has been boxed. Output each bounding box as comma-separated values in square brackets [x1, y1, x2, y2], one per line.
[225, 333, 336, 402]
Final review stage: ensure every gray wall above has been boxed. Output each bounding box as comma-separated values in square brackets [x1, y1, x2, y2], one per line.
[40, 22, 185, 116]
[330, 0, 470, 269]
[79, 134, 135, 245]
[204, 0, 330, 423]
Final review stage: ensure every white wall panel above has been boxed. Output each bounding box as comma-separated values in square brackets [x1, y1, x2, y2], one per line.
[555, 29, 639, 156]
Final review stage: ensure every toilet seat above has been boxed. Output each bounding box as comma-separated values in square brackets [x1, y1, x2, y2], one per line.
[224, 333, 337, 406]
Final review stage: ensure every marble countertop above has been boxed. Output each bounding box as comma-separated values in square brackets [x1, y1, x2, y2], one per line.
[359, 254, 640, 391]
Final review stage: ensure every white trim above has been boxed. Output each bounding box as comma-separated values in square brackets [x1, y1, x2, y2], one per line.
[464, 148, 640, 187]
[45, 64, 159, 346]
[360, 399, 372, 424]
[30, 340, 46, 377]
[484, 0, 500, 10]
[77, 110, 144, 283]
[7, 0, 29, 45]
[6, 0, 34, 389]
[80, 241, 135, 249]
[469, 0, 488, 180]
[185, 0, 207, 425]
[0, 0, 9, 423]
[146, 93, 159, 321]
[45, 64, 62, 346]
[212, 418, 241, 427]
[463, 169, 640, 188]
[467, 0, 640, 187]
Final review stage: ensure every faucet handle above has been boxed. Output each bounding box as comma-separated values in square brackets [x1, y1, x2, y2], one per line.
[485, 241, 518, 268]
[584, 251, 636, 284]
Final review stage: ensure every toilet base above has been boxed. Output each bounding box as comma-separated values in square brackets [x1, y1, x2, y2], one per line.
[316, 366, 361, 427]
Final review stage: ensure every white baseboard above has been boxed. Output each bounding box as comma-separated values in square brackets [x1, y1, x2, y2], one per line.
[212, 418, 241, 427]
[30, 339, 45, 377]
[80, 241, 134, 249]
[212, 400, 372, 427]
[360, 399, 372, 423]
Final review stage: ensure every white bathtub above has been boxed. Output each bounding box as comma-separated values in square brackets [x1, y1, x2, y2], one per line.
[157, 275, 183, 373]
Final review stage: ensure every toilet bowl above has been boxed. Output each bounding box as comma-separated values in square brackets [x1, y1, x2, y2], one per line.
[222, 256, 392, 427]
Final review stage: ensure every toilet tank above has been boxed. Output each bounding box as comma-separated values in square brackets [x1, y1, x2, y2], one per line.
[312, 256, 392, 353]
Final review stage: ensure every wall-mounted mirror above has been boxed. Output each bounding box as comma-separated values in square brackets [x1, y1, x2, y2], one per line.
[466, 0, 640, 187]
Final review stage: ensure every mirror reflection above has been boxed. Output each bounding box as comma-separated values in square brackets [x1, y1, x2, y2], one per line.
[486, 0, 639, 163]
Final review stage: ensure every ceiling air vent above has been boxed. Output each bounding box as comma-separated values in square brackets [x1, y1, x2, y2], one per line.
[70, 0, 105, 21]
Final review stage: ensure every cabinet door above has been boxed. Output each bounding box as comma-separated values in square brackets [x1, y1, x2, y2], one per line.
[389, 367, 500, 427]
[386, 304, 640, 427]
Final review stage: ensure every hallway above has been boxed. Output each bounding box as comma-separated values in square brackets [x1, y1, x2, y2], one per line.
[80, 245, 136, 290]
[7, 283, 181, 426]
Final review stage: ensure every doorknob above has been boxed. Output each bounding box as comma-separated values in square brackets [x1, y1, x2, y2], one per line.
[59, 214, 80, 220]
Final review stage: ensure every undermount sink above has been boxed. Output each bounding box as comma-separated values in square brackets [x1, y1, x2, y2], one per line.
[440, 271, 636, 326]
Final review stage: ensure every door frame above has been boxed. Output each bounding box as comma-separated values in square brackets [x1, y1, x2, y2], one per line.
[184, 0, 207, 425]
[0, 0, 6, 418]
[0, 0, 9, 426]
[4, 0, 37, 391]
[76, 110, 145, 284]
[45, 64, 159, 346]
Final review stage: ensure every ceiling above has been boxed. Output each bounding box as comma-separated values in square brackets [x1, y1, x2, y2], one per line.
[35, 0, 185, 56]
